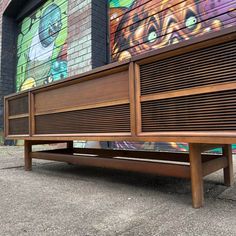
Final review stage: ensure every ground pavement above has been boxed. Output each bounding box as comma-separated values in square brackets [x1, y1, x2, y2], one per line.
[0, 146, 236, 236]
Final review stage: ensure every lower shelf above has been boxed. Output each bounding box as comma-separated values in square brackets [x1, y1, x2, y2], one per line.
[30, 148, 228, 179]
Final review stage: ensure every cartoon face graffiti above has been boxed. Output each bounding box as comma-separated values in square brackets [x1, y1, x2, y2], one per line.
[39, 4, 62, 47]
[109, 0, 236, 152]
[111, 0, 236, 61]
[16, 1, 68, 92]
[111, 0, 202, 60]
[26, 4, 64, 88]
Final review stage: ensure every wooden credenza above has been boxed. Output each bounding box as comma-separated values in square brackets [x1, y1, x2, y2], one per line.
[4, 27, 236, 208]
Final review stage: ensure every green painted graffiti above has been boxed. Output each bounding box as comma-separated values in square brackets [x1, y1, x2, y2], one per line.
[109, 0, 134, 8]
[16, 0, 68, 91]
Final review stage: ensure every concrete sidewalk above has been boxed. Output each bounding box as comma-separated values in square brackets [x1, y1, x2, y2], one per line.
[0, 146, 236, 236]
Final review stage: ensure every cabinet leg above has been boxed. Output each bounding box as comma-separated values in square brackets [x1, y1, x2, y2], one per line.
[189, 143, 204, 208]
[24, 140, 32, 171]
[67, 141, 74, 153]
[223, 144, 234, 187]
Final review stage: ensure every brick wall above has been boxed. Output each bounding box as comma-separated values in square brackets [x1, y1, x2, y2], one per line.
[0, 0, 13, 138]
[92, 1, 108, 67]
[67, 0, 108, 76]
[0, 0, 108, 141]
[67, 0, 92, 76]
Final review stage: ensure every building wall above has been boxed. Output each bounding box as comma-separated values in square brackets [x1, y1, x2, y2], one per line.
[109, 0, 236, 153]
[1, 0, 234, 152]
[0, 0, 13, 143]
[67, 0, 92, 77]
[16, 0, 99, 91]
[0, 0, 108, 143]
[0, 0, 108, 93]
[13, 0, 107, 89]
[92, 1, 109, 67]
[110, 0, 236, 61]
[67, 0, 108, 75]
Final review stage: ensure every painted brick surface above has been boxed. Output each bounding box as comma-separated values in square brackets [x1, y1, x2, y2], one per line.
[16, 0, 68, 91]
[0, 0, 108, 134]
[109, 0, 236, 152]
[110, 0, 236, 61]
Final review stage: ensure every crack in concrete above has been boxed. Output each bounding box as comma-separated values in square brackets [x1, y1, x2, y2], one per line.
[217, 197, 236, 202]
[0, 162, 55, 170]
[0, 165, 24, 170]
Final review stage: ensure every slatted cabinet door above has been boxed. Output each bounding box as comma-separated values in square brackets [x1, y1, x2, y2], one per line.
[4, 26, 236, 144]
[32, 63, 133, 138]
[6, 94, 30, 136]
[136, 35, 236, 143]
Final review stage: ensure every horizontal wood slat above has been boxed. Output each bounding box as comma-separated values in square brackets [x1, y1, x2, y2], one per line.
[41, 147, 221, 163]
[34, 70, 129, 114]
[34, 99, 130, 116]
[8, 113, 29, 120]
[31, 151, 191, 178]
[8, 95, 28, 116]
[35, 104, 131, 134]
[9, 117, 29, 135]
[140, 40, 236, 95]
[141, 89, 236, 132]
[141, 82, 236, 103]
[202, 157, 228, 177]
[4, 27, 236, 143]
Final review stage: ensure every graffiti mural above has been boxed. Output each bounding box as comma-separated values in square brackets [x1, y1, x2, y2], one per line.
[16, 0, 68, 91]
[110, 0, 236, 152]
[110, 0, 236, 61]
